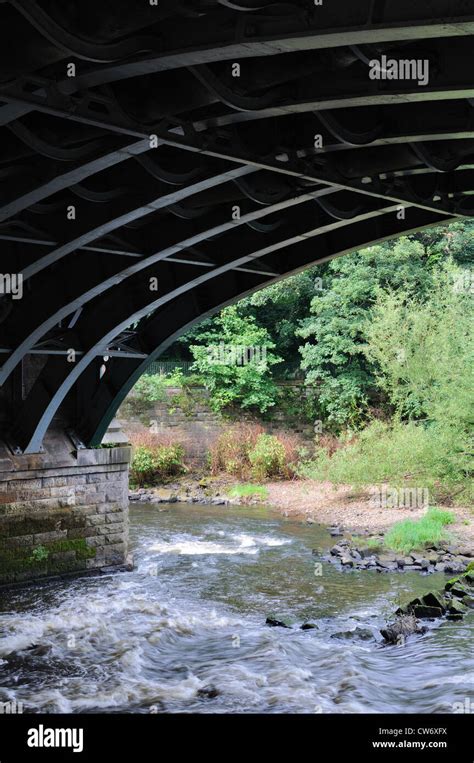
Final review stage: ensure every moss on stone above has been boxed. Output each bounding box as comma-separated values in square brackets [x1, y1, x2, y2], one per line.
[0, 536, 96, 581]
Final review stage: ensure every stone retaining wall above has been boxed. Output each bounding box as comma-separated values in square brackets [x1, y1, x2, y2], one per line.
[0, 429, 131, 587]
[119, 385, 314, 465]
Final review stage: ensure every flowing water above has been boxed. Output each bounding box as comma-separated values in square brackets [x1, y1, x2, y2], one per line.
[0, 503, 472, 714]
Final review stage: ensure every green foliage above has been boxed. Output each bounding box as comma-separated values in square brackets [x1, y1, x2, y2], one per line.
[189, 306, 283, 413]
[130, 443, 186, 486]
[132, 368, 189, 404]
[364, 264, 473, 422]
[297, 237, 438, 427]
[384, 508, 455, 554]
[209, 423, 264, 478]
[30, 545, 49, 563]
[130, 446, 156, 486]
[132, 374, 168, 404]
[209, 424, 299, 480]
[299, 419, 472, 504]
[248, 434, 287, 480]
[228, 484, 269, 500]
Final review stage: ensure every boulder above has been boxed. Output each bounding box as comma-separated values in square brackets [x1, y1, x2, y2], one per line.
[331, 627, 374, 641]
[449, 584, 470, 598]
[380, 615, 426, 644]
[412, 605, 444, 619]
[197, 685, 220, 699]
[266, 617, 291, 629]
[421, 592, 446, 612]
[300, 622, 318, 630]
[340, 554, 354, 567]
[447, 601, 468, 616]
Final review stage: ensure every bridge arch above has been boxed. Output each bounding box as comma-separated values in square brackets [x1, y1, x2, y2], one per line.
[0, 0, 473, 453]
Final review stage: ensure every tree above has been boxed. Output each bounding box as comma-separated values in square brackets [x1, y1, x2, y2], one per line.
[189, 305, 282, 413]
[297, 237, 439, 428]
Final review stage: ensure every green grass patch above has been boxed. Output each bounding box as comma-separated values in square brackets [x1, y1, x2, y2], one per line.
[383, 508, 455, 555]
[351, 536, 383, 552]
[228, 484, 269, 501]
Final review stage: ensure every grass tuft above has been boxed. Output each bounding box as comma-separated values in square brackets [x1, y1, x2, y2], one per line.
[383, 507, 455, 555]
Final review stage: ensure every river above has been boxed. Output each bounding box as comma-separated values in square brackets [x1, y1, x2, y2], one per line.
[0, 503, 472, 714]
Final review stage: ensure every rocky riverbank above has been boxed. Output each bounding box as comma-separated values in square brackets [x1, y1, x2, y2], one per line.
[129, 479, 232, 506]
[325, 534, 474, 575]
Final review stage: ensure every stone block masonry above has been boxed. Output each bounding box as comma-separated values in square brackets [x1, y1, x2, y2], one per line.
[0, 428, 131, 587]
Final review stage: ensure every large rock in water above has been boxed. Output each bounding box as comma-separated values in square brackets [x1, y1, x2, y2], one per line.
[380, 614, 426, 644]
[331, 627, 375, 641]
[421, 592, 447, 612]
[412, 605, 444, 619]
[266, 617, 291, 629]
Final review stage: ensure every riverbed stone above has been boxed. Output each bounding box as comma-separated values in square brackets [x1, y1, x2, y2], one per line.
[412, 605, 444, 619]
[266, 617, 291, 629]
[421, 592, 447, 611]
[331, 627, 374, 641]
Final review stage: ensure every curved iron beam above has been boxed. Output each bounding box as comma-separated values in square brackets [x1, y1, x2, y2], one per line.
[54, 16, 474, 95]
[0, 77, 468, 222]
[0, 184, 339, 384]
[19, 165, 257, 282]
[6, 120, 106, 162]
[0, 139, 150, 223]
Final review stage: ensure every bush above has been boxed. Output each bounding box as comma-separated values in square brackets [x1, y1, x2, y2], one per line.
[132, 374, 168, 404]
[208, 424, 301, 480]
[299, 420, 473, 505]
[188, 305, 282, 413]
[130, 446, 157, 486]
[384, 508, 455, 554]
[208, 423, 264, 478]
[249, 434, 287, 480]
[129, 433, 187, 486]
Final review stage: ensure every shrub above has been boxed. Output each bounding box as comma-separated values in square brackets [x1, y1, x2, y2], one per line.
[249, 434, 287, 480]
[152, 444, 186, 478]
[130, 446, 156, 486]
[132, 374, 168, 404]
[208, 423, 264, 478]
[384, 508, 455, 554]
[275, 432, 305, 477]
[299, 420, 473, 505]
[129, 433, 187, 486]
[208, 424, 302, 480]
[188, 305, 282, 413]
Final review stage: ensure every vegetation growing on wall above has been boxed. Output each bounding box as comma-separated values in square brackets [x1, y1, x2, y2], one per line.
[129, 433, 187, 486]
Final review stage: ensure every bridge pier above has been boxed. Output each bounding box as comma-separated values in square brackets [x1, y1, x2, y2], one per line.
[0, 429, 131, 587]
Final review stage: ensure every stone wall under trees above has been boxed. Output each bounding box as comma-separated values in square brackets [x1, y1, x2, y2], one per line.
[119, 384, 314, 466]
